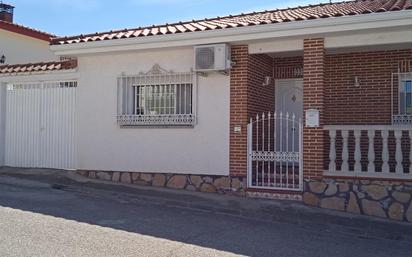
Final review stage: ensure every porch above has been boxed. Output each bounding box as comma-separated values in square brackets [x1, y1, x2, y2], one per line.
[229, 36, 412, 220]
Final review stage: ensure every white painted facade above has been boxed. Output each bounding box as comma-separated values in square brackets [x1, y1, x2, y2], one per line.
[0, 83, 6, 165]
[76, 47, 230, 175]
[0, 29, 57, 65]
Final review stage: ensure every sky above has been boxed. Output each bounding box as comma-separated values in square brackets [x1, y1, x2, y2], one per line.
[6, 0, 329, 36]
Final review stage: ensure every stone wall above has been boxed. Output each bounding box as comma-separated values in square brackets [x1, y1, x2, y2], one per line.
[304, 179, 412, 222]
[77, 170, 246, 195]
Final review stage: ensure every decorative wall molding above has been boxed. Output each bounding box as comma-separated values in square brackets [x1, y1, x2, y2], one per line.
[274, 67, 303, 79]
[399, 60, 412, 73]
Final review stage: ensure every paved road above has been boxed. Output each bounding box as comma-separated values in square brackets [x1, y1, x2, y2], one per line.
[0, 175, 411, 257]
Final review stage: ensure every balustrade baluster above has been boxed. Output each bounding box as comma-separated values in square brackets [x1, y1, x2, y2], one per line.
[341, 130, 349, 172]
[354, 130, 362, 173]
[329, 130, 336, 172]
[381, 130, 390, 173]
[409, 131, 412, 174]
[367, 130, 375, 173]
[395, 130, 403, 174]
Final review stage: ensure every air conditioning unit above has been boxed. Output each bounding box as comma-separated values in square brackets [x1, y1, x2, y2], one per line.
[194, 44, 231, 72]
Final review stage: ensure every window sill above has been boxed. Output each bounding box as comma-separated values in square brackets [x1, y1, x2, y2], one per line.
[117, 114, 196, 127]
[392, 114, 412, 125]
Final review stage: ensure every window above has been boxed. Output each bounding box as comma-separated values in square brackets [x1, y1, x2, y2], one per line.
[393, 73, 412, 124]
[399, 79, 412, 115]
[133, 84, 192, 116]
[117, 65, 196, 126]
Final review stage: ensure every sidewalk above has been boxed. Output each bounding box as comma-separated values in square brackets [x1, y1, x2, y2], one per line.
[1, 167, 411, 242]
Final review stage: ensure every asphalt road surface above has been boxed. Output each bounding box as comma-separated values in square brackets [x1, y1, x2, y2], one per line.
[0, 174, 411, 257]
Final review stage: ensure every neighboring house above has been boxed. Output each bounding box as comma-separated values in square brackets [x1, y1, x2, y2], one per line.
[1, 0, 412, 222]
[0, 3, 57, 64]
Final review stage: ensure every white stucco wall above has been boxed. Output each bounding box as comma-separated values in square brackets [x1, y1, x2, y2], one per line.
[0, 83, 6, 166]
[77, 47, 230, 175]
[0, 29, 57, 65]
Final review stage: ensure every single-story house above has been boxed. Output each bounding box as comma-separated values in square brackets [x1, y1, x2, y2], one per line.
[1, 0, 412, 222]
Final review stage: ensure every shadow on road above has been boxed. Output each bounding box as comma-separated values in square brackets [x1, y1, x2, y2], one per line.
[0, 172, 411, 257]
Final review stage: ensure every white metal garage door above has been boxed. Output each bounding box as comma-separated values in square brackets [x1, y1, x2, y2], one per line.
[5, 81, 77, 169]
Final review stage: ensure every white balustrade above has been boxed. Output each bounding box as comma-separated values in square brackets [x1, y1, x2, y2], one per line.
[324, 125, 412, 179]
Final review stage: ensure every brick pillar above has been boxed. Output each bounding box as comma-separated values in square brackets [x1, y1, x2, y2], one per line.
[303, 38, 325, 180]
[229, 45, 249, 177]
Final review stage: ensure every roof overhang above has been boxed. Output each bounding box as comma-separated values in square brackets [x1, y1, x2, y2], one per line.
[0, 21, 52, 42]
[50, 10, 412, 56]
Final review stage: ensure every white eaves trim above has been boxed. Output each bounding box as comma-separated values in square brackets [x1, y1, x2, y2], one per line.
[249, 28, 412, 54]
[51, 10, 412, 56]
[0, 69, 79, 82]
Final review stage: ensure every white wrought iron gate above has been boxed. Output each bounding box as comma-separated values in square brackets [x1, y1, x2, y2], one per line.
[5, 81, 77, 170]
[247, 112, 303, 191]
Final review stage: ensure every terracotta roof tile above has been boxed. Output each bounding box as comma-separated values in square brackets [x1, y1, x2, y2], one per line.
[0, 20, 55, 42]
[0, 60, 77, 75]
[51, 0, 412, 46]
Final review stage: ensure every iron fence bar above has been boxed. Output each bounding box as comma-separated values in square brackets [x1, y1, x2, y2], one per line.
[286, 112, 289, 188]
[268, 112, 271, 187]
[255, 114, 259, 187]
[247, 121, 253, 188]
[262, 112, 265, 187]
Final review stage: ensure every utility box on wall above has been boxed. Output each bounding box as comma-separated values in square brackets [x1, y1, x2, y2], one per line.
[305, 109, 320, 127]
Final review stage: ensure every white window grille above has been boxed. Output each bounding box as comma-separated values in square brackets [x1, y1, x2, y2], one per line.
[393, 72, 412, 125]
[117, 64, 196, 127]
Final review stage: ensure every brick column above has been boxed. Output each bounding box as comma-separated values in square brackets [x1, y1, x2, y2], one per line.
[303, 38, 325, 180]
[229, 45, 249, 177]
[229, 46, 275, 178]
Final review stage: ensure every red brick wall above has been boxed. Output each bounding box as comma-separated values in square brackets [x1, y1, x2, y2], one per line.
[273, 56, 303, 79]
[324, 49, 412, 125]
[230, 45, 249, 177]
[248, 54, 275, 116]
[323, 49, 412, 173]
[229, 45, 274, 177]
[303, 38, 326, 179]
[273, 50, 412, 125]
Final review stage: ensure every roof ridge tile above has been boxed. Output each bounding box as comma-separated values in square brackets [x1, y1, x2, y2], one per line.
[0, 60, 77, 75]
[50, 0, 409, 45]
